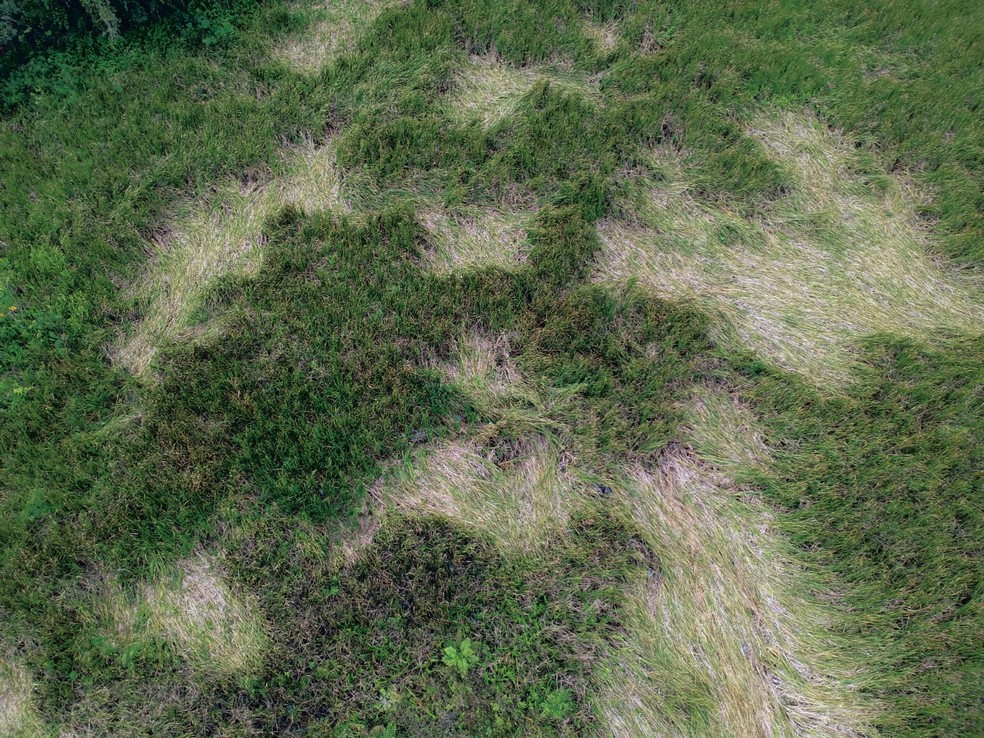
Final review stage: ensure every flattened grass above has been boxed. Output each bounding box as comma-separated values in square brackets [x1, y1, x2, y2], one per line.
[115, 178, 271, 376]
[596, 112, 982, 385]
[272, 0, 397, 73]
[745, 335, 984, 737]
[0, 657, 46, 738]
[419, 205, 534, 273]
[450, 53, 602, 130]
[116, 135, 351, 377]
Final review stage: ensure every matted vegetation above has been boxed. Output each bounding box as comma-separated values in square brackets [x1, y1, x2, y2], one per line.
[0, 656, 45, 738]
[0, 0, 981, 736]
[116, 135, 351, 377]
[450, 53, 602, 130]
[419, 207, 534, 273]
[273, 0, 398, 73]
[595, 113, 982, 385]
[408, 336, 881, 737]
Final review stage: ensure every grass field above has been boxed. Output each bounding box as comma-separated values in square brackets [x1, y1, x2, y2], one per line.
[0, 0, 981, 736]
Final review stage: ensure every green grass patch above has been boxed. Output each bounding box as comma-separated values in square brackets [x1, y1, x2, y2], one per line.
[1, 0, 981, 735]
[743, 336, 984, 737]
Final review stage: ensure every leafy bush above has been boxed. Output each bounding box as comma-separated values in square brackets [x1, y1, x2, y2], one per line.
[0, 0, 255, 105]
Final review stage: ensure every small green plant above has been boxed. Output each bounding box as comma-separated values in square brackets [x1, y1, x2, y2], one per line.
[540, 687, 574, 720]
[442, 638, 481, 677]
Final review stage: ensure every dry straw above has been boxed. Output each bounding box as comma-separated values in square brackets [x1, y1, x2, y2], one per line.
[115, 138, 348, 377]
[273, 0, 397, 74]
[451, 54, 602, 130]
[0, 656, 46, 738]
[595, 112, 983, 385]
[84, 555, 268, 678]
[419, 206, 534, 273]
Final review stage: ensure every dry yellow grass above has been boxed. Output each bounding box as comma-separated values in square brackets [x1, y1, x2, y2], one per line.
[428, 330, 576, 438]
[115, 178, 271, 376]
[276, 135, 350, 215]
[451, 54, 601, 129]
[432, 331, 522, 396]
[341, 334, 880, 735]
[143, 555, 268, 676]
[683, 387, 770, 473]
[0, 657, 46, 738]
[341, 331, 578, 557]
[272, 0, 397, 73]
[116, 138, 349, 376]
[595, 385, 878, 736]
[597, 448, 879, 738]
[595, 111, 983, 385]
[345, 436, 579, 562]
[85, 556, 267, 678]
[583, 21, 621, 53]
[419, 206, 534, 273]
[383, 436, 580, 554]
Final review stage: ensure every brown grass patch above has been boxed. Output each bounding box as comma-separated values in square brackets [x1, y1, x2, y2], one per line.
[595, 112, 983, 385]
[116, 138, 349, 376]
[115, 178, 271, 376]
[362, 436, 580, 556]
[276, 135, 350, 215]
[0, 656, 46, 738]
[419, 206, 534, 274]
[85, 556, 267, 678]
[583, 21, 621, 53]
[451, 54, 602, 129]
[597, 449, 880, 737]
[143, 554, 268, 676]
[272, 0, 396, 73]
